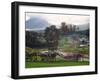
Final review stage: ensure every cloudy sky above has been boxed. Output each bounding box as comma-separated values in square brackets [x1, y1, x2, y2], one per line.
[26, 12, 89, 25]
[25, 12, 90, 31]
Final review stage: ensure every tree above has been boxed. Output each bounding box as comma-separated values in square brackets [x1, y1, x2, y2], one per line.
[73, 25, 77, 31]
[44, 25, 60, 51]
[60, 22, 68, 34]
[26, 31, 47, 48]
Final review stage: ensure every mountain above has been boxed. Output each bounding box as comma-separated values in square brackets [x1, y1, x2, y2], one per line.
[25, 17, 50, 31]
[77, 23, 89, 31]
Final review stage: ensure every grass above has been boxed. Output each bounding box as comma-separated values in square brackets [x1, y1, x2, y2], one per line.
[25, 61, 89, 68]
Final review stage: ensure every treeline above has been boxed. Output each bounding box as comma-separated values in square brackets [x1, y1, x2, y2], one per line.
[26, 31, 47, 48]
[26, 22, 89, 48]
[60, 22, 78, 35]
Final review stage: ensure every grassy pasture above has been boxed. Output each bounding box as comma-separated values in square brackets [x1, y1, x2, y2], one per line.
[26, 61, 89, 68]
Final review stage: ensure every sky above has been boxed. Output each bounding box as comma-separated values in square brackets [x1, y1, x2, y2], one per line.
[26, 12, 90, 27]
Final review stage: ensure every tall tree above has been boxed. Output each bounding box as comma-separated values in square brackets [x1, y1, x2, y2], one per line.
[44, 25, 60, 51]
[60, 22, 68, 34]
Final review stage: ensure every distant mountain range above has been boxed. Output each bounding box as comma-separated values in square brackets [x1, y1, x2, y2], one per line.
[25, 17, 50, 31]
[76, 23, 89, 31]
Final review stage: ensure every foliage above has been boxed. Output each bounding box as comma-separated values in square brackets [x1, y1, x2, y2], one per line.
[26, 47, 41, 54]
[44, 25, 60, 51]
[77, 46, 89, 54]
[26, 61, 89, 68]
[58, 36, 69, 49]
[58, 36, 89, 54]
[26, 31, 47, 48]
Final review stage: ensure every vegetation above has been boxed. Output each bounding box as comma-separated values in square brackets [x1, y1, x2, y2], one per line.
[26, 61, 89, 68]
[44, 25, 60, 51]
[25, 22, 89, 68]
[58, 36, 89, 54]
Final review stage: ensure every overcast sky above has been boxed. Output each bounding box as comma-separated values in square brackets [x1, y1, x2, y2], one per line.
[26, 13, 89, 26]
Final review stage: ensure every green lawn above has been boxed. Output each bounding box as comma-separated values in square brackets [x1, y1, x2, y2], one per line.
[25, 61, 89, 68]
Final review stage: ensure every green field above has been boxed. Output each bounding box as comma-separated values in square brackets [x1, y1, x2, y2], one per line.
[26, 61, 89, 68]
